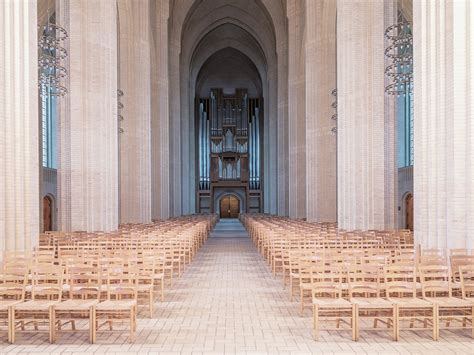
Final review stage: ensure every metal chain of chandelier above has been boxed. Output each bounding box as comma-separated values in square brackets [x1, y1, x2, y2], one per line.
[384, 21, 413, 96]
[38, 20, 69, 97]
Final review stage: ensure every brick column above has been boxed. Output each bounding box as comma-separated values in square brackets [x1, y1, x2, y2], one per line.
[58, 0, 118, 232]
[413, 0, 474, 249]
[337, 0, 396, 230]
[151, 0, 170, 220]
[0, 0, 40, 251]
[118, 0, 152, 223]
[305, 0, 337, 223]
[287, 0, 306, 219]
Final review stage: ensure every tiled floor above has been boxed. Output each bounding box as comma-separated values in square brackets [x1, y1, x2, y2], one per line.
[1, 221, 472, 354]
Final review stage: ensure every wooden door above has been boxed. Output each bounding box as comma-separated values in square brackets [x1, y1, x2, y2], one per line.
[220, 195, 239, 218]
[43, 196, 52, 232]
[405, 194, 413, 231]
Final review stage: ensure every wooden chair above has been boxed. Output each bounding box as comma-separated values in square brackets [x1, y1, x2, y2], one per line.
[52, 265, 101, 343]
[10, 264, 63, 343]
[458, 264, 474, 337]
[0, 266, 28, 342]
[95, 265, 138, 342]
[347, 263, 396, 340]
[311, 265, 354, 340]
[384, 264, 436, 341]
[136, 256, 155, 318]
[419, 264, 473, 339]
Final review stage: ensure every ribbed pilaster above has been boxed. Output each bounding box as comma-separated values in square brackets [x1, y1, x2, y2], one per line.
[0, 0, 39, 251]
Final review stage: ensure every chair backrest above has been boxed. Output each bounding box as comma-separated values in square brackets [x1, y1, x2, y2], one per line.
[459, 264, 474, 299]
[0, 266, 28, 301]
[68, 265, 101, 300]
[450, 255, 474, 282]
[310, 265, 344, 299]
[418, 264, 451, 298]
[31, 264, 63, 301]
[106, 265, 137, 301]
[384, 264, 417, 298]
[347, 263, 382, 298]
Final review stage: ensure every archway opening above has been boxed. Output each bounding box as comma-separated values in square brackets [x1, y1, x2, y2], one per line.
[405, 193, 413, 230]
[43, 195, 53, 232]
[220, 195, 240, 219]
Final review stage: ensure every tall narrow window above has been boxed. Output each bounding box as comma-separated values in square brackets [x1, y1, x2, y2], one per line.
[41, 85, 57, 168]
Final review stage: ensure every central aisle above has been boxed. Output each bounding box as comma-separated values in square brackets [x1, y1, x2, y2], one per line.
[152, 221, 317, 353]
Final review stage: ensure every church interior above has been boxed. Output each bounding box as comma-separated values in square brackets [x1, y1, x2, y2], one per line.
[0, 0, 473, 353]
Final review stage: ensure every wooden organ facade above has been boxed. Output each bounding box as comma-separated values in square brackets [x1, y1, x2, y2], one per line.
[196, 88, 262, 216]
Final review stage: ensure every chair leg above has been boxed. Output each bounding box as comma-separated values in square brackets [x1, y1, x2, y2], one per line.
[353, 305, 358, 341]
[89, 306, 96, 344]
[149, 290, 153, 318]
[392, 306, 397, 341]
[7, 307, 13, 344]
[161, 279, 164, 302]
[129, 307, 135, 343]
[300, 290, 304, 316]
[49, 306, 55, 344]
[313, 305, 319, 340]
[471, 305, 474, 339]
[395, 305, 400, 341]
[433, 305, 439, 341]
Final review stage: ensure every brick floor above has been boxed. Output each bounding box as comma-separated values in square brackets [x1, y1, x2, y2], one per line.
[0, 221, 472, 354]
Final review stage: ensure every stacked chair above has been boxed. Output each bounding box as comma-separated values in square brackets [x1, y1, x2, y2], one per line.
[242, 214, 474, 341]
[0, 214, 217, 344]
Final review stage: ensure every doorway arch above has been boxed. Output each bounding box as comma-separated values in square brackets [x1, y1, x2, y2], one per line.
[219, 194, 240, 219]
[404, 193, 413, 231]
[43, 195, 54, 232]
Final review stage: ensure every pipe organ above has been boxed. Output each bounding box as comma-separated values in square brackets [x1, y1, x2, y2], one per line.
[197, 89, 262, 215]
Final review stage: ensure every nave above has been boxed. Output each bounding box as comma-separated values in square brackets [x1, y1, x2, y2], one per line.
[1, 219, 471, 354]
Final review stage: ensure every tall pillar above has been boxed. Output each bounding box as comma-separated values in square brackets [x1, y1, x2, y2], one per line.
[337, 0, 396, 230]
[287, 0, 306, 219]
[151, 0, 170, 220]
[414, 0, 474, 249]
[58, 0, 118, 232]
[305, 0, 337, 222]
[118, 0, 152, 223]
[0, 0, 39, 251]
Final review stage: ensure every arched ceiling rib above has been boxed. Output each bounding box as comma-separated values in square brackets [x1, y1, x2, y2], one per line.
[189, 23, 267, 90]
[196, 47, 262, 96]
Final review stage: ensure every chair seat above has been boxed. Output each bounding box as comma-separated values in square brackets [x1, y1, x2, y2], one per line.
[153, 273, 164, 280]
[388, 297, 432, 308]
[424, 297, 472, 308]
[96, 300, 137, 311]
[0, 300, 24, 311]
[351, 297, 394, 309]
[54, 299, 99, 311]
[313, 298, 352, 308]
[136, 284, 153, 291]
[15, 300, 60, 311]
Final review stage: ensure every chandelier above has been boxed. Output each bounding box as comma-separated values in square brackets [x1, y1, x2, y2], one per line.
[384, 20, 413, 96]
[38, 14, 69, 97]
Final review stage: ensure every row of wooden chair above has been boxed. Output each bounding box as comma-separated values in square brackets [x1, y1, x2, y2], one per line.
[242, 214, 474, 341]
[0, 214, 217, 344]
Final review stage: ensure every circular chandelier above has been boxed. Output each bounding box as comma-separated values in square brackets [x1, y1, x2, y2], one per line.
[384, 21, 413, 96]
[38, 18, 69, 97]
